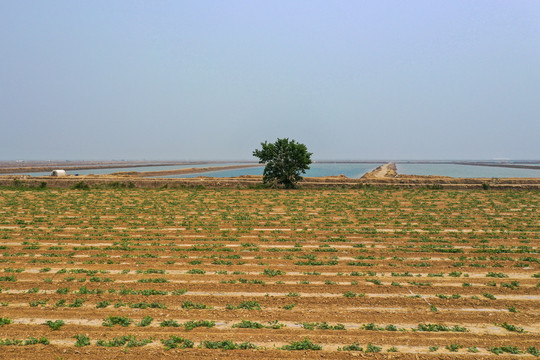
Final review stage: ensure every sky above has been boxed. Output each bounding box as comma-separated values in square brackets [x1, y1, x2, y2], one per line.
[1, 1, 539, 161]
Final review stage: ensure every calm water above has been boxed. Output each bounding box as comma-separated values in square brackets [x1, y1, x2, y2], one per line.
[7, 162, 540, 179]
[396, 163, 540, 178]
[8, 163, 250, 177]
[159, 163, 381, 179]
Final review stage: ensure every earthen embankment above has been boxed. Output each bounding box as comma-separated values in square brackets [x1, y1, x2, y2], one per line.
[362, 162, 398, 179]
[1, 173, 539, 190]
[112, 164, 262, 177]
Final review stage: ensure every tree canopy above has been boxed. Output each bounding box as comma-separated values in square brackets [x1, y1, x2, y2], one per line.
[253, 138, 312, 188]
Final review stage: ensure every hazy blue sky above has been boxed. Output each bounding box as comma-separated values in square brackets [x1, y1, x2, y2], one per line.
[1, 1, 539, 160]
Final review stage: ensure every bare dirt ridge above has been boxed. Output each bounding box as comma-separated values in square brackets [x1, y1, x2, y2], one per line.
[1, 172, 539, 189]
[112, 164, 263, 177]
[0, 161, 210, 174]
[362, 162, 398, 179]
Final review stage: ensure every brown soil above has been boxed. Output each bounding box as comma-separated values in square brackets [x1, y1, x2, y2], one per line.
[112, 164, 263, 177]
[1, 173, 539, 190]
[0, 189, 537, 359]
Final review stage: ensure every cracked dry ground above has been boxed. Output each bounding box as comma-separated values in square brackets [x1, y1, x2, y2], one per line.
[0, 188, 538, 359]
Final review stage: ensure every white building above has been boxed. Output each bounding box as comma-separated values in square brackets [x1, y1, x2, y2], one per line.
[50, 170, 67, 176]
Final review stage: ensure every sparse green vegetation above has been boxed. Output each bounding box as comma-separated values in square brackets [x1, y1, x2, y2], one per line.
[0, 187, 536, 356]
[102, 316, 132, 327]
[281, 338, 321, 350]
[74, 334, 90, 347]
[44, 320, 65, 330]
[161, 336, 194, 350]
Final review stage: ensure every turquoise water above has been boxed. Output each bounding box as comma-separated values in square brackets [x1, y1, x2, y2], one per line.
[6, 162, 540, 179]
[396, 163, 540, 178]
[167, 166, 264, 178]
[161, 162, 540, 179]
[158, 163, 381, 179]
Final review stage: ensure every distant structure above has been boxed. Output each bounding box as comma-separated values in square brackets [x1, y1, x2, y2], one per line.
[50, 170, 67, 176]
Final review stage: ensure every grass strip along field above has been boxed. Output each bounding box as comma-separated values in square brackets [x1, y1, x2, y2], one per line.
[0, 187, 538, 359]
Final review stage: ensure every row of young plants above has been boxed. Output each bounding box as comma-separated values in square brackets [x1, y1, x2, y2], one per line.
[1, 250, 536, 276]
[2, 316, 529, 335]
[0, 294, 534, 313]
[2, 266, 537, 283]
[2, 234, 538, 249]
[1, 230, 537, 257]
[0, 333, 533, 357]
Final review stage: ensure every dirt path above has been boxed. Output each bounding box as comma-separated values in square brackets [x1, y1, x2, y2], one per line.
[363, 162, 398, 178]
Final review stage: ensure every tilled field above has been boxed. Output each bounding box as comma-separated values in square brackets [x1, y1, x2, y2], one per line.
[0, 188, 538, 359]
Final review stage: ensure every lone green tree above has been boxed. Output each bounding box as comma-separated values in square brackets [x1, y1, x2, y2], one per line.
[253, 138, 312, 188]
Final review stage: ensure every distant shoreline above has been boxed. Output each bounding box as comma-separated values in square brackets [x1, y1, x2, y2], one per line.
[0, 160, 538, 175]
[1, 161, 539, 190]
[0, 161, 245, 174]
[453, 162, 540, 171]
[1, 173, 539, 190]
[112, 164, 263, 177]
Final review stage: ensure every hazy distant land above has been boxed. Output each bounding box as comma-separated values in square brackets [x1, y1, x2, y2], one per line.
[1, 160, 539, 175]
[1, 160, 539, 190]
